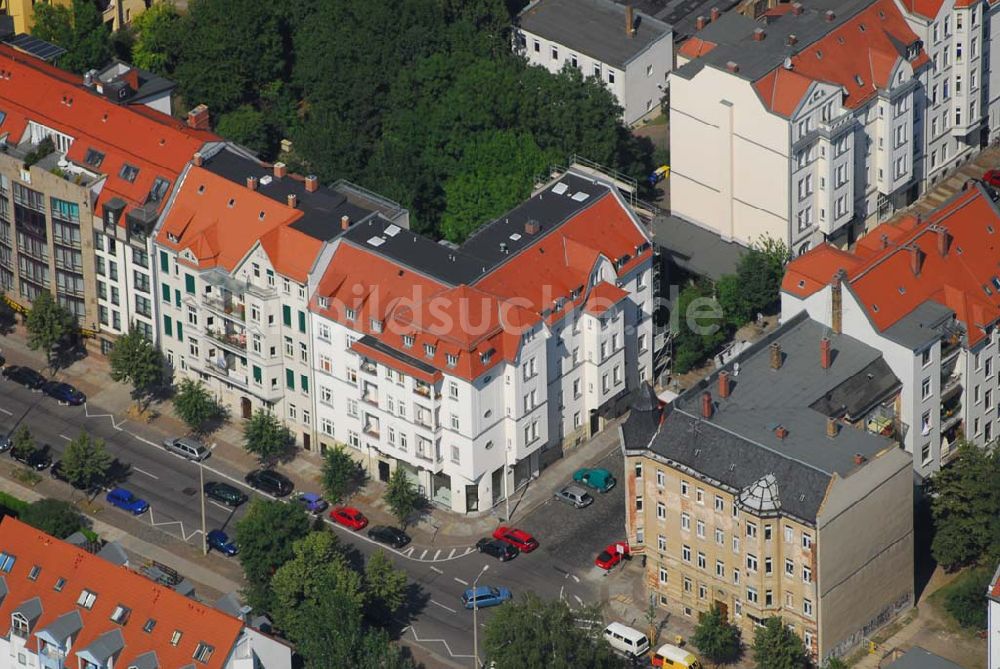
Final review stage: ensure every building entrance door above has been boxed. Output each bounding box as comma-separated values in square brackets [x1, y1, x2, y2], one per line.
[378, 460, 390, 482]
[240, 397, 251, 419]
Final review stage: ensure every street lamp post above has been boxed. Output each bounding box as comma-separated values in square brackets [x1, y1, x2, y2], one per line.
[472, 564, 489, 668]
[503, 447, 511, 523]
[199, 460, 207, 556]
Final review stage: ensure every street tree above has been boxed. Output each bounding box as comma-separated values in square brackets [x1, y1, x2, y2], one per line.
[108, 328, 164, 407]
[717, 236, 789, 327]
[25, 291, 76, 369]
[60, 432, 113, 492]
[928, 439, 1000, 570]
[234, 499, 310, 612]
[130, 2, 182, 74]
[10, 425, 36, 461]
[20, 498, 86, 539]
[692, 603, 742, 667]
[752, 617, 809, 669]
[363, 549, 409, 624]
[172, 379, 221, 435]
[483, 594, 630, 669]
[321, 444, 362, 504]
[30, 0, 111, 74]
[384, 468, 420, 528]
[242, 409, 294, 466]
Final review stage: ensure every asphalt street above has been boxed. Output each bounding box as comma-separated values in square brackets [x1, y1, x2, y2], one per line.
[0, 375, 631, 667]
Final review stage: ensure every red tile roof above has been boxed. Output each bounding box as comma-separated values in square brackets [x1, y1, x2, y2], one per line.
[584, 281, 629, 315]
[783, 186, 1000, 346]
[0, 517, 243, 669]
[753, 68, 816, 118]
[678, 37, 718, 59]
[0, 45, 214, 223]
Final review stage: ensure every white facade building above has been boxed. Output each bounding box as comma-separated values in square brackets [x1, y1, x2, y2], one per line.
[990, 563, 1000, 669]
[515, 0, 673, 124]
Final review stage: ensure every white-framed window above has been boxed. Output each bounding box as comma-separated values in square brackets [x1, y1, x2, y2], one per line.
[697, 552, 706, 569]
[696, 520, 705, 538]
[681, 480, 689, 496]
[802, 532, 813, 549]
[714, 495, 724, 512]
[659, 566, 668, 584]
[785, 558, 794, 576]
[658, 535, 667, 551]
[803, 565, 812, 583]
[681, 513, 690, 531]
[715, 528, 724, 545]
[746, 586, 758, 604]
[716, 560, 725, 578]
[656, 502, 666, 520]
[656, 470, 665, 488]
[746, 554, 758, 572]
[321, 418, 333, 436]
[921, 377, 931, 399]
[803, 598, 814, 617]
[682, 545, 691, 562]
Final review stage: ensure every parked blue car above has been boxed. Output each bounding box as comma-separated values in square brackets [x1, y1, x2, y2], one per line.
[106, 488, 149, 514]
[42, 381, 86, 406]
[207, 530, 238, 556]
[461, 585, 512, 610]
[294, 492, 329, 515]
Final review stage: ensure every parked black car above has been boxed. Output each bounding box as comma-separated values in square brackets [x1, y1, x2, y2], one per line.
[41, 381, 86, 405]
[476, 538, 519, 562]
[367, 525, 411, 549]
[244, 469, 293, 497]
[2, 365, 45, 390]
[11, 446, 51, 471]
[204, 480, 249, 507]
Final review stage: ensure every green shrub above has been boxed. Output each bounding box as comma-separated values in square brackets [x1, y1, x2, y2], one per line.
[942, 568, 990, 630]
[0, 490, 28, 515]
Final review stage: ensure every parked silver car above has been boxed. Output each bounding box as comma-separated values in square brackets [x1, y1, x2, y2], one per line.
[163, 436, 210, 461]
[554, 484, 594, 509]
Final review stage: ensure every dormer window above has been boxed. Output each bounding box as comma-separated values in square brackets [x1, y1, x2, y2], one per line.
[10, 613, 29, 637]
[480, 350, 494, 364]
[424, 344, 436, 358]
[403, 335, 414, 348]
[110, 605, 131, 625]
[76, 589, 97, 609]
[84, 148, 104, 168]
[119, 163, 139, 183]
[193, 643, 215, 663]
[446, 354, 458, 367]
[318, 297, 329, 309]
[370, 318, 383, 333]
[345, 308, 356, 321]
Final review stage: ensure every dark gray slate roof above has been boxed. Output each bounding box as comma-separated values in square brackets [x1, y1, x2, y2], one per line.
[214, 592, 244, 618]
[81, 629, 125, 663]
[96, 542, 129, 567]
[884, 648, 963, 669]
[64, 532, 89, 547]
[630, 312, 899, 522]
[13, 597, 42, 627]
[652, 214, 746, 279]
[674, 0, 881, 82]
[808, 358, 900, 420]
[518, 0, 672, 68]
[127, 651, 160, 669]
[38, 610, 83, 644]
[880, 301, 954, 350]
[357, 335, 439, 375]
[615, 0, 740, 41]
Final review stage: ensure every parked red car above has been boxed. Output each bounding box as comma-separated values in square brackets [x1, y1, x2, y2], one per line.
[595, 541, 630, 570]
[983, 169, 1000, 188]
[329, 506, 368, 531]
[492, 526, 539, 553]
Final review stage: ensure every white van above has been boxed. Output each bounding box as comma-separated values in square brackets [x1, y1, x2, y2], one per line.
[652, 643, 701, 668]
[603, 622, 650, 659]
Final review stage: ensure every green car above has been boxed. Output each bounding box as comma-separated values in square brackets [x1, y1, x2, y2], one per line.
[572, 467, 616, 493]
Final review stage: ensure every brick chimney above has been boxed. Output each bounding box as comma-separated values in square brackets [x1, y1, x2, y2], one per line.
[825, 9, 835, 21]
[787, 34, 798, 46]
[186, 104, 210, 130]
[831, 271, 844, 335]
[701, 391, 713, 419]
[718, 370, 731, 398]
[287, 193, 297, 209]
[525, 220, 541, 235]
[820, 337, 831, 369]
[792, 2, 804, 14]
[711, 6, 720, 20]
[753, 28, 766, 41]
[246, 176, 258, 191]
[770, 342, 782, 370]
[273, 162, 287, 179]
[726, 61, 740, 73]
[193, 152, 203, 167]
[854, 453, 867, 466]
[880, 233, 890, 249]
[305, 175, 319, 193]
[696, 15, 707, 30]
[341, 215, 351, 230]
[909, 245, 924, 276]
[625, 4, 635, 36]
[826, 417, 839, 438]
[775, 425, 789, 439]
[933, 224, 950, 256]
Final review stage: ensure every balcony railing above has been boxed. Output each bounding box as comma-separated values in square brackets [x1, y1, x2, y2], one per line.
[207, 328, 247, 351]
[363, 392, 379, 406]
[941, 374, 962, 397]
[361, 359, 377, 375]
[203, 294, 246, 322]
[414, 384, 442, 400]
[363, 423, 380, 437]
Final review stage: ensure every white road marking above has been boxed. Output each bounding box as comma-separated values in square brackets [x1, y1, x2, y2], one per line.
[574, 595, 584, 606]
[208, 500, 232, 512]
[571, 574, 580, 583]
[420, 549, 428, 560]
[58, 434, 71, 441]
[132, 467, 159, 480]
[429, 599, 458, 614]
[453, 577, 468, 586]
[402, 547, 414, 557]
[405, 625, 474, 659]
[0, 407, 12, 415]
[147, 509, 202, 541]
[559, 585, 565, 600]
[448, 548, 456, 559]
[433, 549, 441, 560]
[429, 566, 443, 574]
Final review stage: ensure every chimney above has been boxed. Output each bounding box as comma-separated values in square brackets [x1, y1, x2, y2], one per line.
[909, 245, 924, 276]
[753, 28, 766, 41]
[726, 61, 740, 73]
[775, 425, 789, 440]
[341, 215, 350, 230]
[769, 342, 782, 370]
[831, 271, 843, 335]
[826, 417, 839, 438]
[696, 15, 707, 30]
[880, 233, 890, 249]
[825, 10, 835, 21]
[246, 176, 258, 191]
[273, 162, 287, 179]
[525, 220, 541, 235]
[305, 175, 319, 193]
[718, 370, 731, 398]
[186, 104, 210, 130]
[193, 152, 203, 167]
[854, 453, 867, 466]
[820, 337, 831, 369]
[787, 34, 798, 46]
[933, 225, 950, 256]
[710, 6, 720, 20]
[287, 193, 297, 209]
[625, 5, 635, 36]
[701, 391, 713, 419]
[792, 2, 803, 14]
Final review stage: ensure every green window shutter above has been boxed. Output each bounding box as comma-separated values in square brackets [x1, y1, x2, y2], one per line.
[161, 283, 170, 302]
[285, 368, 294, 389]
[163, 315, 172, 337]
[177, 322, 184, 342]
[253, 365, 262, 384]
[174, 289, 181, 307]
[282, 305, 291, 327]
[298, 311, 306, 333]
[185, 273, 195, 294]
[301, 375, 309, 393]
[159, 250, 169, 272]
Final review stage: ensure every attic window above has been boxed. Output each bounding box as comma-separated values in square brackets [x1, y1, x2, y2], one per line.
[837, 36, 845, 44]
[318, 296, 329, 309]
[445, 353, 458, 367]
[170, 630, 182, 646]
[193, 643, 215, 663]
[27, 565, 40, 581]
[815, 50, 823, 59]
[345, 308, 356, 321]
[854, 75, 864, 86]
[992, 277, 1000, 290]
[227, 198, 235, 208]
[878, 9, 885, 18]
[872, 303, 879, 312]
[957, 246, 964, 254]
[480, 350, 494, 364]
[84, 148, 105, 168]
[985, 284, 993, 296]
[858, 22, 866, 31]
[424, 343, 436, 358]
[370, 318, 383, 333]
[110, 605, 131, 625]
[402, 335, 414, 348]
[76, 589, 97, 609]
[143, 619, 156, 633]
[797, 279, 806, 288]
[258, 211, 265, 221]
[197, 185, 205, 195]
[898, 286, 906, 294]
[988, 225, 995, 234]
[53, 578, 66, 592]
[119, 163, 139, 183]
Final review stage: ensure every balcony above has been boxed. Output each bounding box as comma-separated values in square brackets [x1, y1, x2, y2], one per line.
[363, 419, 381, 438]
[207, 327, 247, 352]
[201, 357, 249, 390]
[361, 358, 377, 375]
[362, 383, 379, 406]
[203, 293, 246, 322]
[414, 382, 442, 400]
[941, 373, 962, 398]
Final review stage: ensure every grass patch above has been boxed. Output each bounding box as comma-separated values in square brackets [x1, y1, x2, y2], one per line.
[929, 567, 991, 632]
[81, 528, 99, 543]
[10, 466, 42, 487]
[0, 490, 28, 515]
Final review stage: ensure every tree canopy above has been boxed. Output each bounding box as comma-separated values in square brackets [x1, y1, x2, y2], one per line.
[384, 468, 420, 528]
[10, 425, 36, 461]
[242, 409, 294, 466]
[671, 282, 727, 374]
[108, 328, 164, 404]
[321, 444, 363, 505]
[129, 2, 182, 74]
[172, 379, 221, 435]
[20, 498, 87, 539]
[25, 291, 76, 368]
[752, 617, 809, 669]
[59, 432, 113, 491]
[692, 603, 742, 666]
[31, 0, 111, 75]
[234, 499, 311, 612]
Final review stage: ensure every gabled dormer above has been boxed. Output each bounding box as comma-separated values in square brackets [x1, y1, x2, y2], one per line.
[37, 610, 84, 659]
[77, 629, 124, 669]
[11, 596, 42, 639]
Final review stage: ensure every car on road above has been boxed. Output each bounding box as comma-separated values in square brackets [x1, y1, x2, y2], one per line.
[295, 492, 329, 515]
[572, 467, 616, 493]
[492, 526, 539, 553]
[41, 381, 86, 405]
[244, 469, 293, 497]
[461, 585, 512, 610]
[367, 525, 410, 548]
[0, 435, 11, 453]
[553, 484, 594, 509]
[2, 365, 45, 391]
[207, 529, 239, 556]
[162, 436, 210, 461]
[10, 446, 51, 471]
[106, 488, 149, 514]
[329, 506, 368, 530]
[476, 538, 519, 562]
[204, 481, 248, 507]
[984, 169, 1000, 188]
[595, 541, 631, 570]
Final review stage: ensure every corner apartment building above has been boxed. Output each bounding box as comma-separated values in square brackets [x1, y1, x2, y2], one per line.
[310, 171, 655, 513]
[153, 143, 408, 449]
[514, 0, 673, 125]
[622, 312, 914, 663]
[0, 45, 211, 351]
[783, 183, 1000, 476]
[0, 516, 291, 669]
